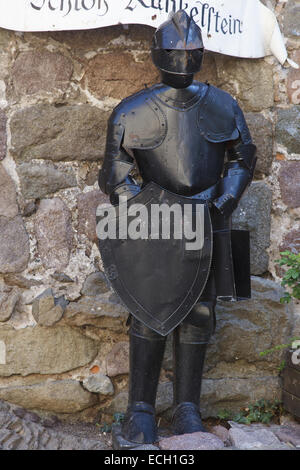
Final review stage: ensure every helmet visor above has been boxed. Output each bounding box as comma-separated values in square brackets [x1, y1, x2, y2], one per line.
[151, 48, 204, 75]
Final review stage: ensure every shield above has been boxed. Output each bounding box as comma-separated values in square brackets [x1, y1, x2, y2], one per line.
[97, 182, 212, 336]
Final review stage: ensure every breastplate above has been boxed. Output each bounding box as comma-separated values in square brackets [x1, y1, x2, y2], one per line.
[122, 83, 238, 196]
[134, 98, 225, 195]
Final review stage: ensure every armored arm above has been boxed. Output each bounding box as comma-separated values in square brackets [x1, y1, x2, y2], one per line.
[99, 106, 140, 205]
[212, 102, 257, 218]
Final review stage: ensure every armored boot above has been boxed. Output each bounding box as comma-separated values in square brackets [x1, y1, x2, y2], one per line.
[172, 322, 207, 434]
[172, 292, 216, 435]
[121, 317, 167, 444]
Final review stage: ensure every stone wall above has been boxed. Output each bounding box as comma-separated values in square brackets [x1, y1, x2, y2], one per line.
[0, 1, 299, 423]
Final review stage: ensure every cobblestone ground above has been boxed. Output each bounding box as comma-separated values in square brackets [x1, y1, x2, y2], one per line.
[115, 421, 300, 451]
[0, 400, 111, 450]
[0, 400, 299, 450]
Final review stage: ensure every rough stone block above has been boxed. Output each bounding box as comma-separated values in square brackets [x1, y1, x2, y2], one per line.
[10, 105, 110, 162]
[0, 288, 20, 323]
[12, 50, 73, 96]
[283, 0, 300, 38]
[0, 216, 30, 273]
[232, 182, 272, 275]
[0, 325, 98, 376]
[0, 111, 6, 161]
[272, 424, 300, 448]
[0, 380, 97, 413]
[3, 274, 42, 289]
[287, 50, 300, 105]
[215, 56, 274, 112]
[17, 163, 77, 200]
[81, 271, 109, 296]
[228, 423, 289, 450]
[159, 432, 224, 450]
[63, 292, 128, 328]
[82, 373, 114, 395]
[35, 198, 73, 271]
[278, 161, 300, 209]
[0, 164, 18, 218]
[105, 342, 129, 377]
[276, 106, 300, 155]
[207, 276, 294, 373]
[32, 288, 64, 327]
[201, 377, 281, 419]
[280, 229, 300, 254]
[210, 425, 231, 445]
[77, 190, 110, 242]
[245, 112, 273, 176]
[83, 52, 159, 100]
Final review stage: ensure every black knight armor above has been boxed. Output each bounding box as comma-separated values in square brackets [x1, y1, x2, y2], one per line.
[98, 10, 256, 447]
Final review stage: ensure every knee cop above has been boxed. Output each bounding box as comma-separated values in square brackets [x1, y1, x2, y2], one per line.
[180, 272, 216, 344]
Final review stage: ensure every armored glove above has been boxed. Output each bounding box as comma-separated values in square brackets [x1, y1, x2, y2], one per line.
[109, 178, 140, 206]
[212, 143, 257, 218]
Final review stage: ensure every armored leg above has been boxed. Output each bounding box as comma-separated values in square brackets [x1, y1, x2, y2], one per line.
[172, 274, 216, 435]
[121, 317, 167, 444]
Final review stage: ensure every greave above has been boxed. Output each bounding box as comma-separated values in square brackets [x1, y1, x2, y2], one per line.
[122, 317, 166, 444]
[172, 323, 207, 434]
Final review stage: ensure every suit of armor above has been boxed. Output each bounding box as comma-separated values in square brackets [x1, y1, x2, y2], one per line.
[99, 11, 256, 445]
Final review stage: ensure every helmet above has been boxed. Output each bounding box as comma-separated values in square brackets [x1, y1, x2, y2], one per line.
[151, 10, 204, 75]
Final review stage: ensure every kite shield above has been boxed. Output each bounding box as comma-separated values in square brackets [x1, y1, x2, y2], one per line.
[97, 182, 212, 336]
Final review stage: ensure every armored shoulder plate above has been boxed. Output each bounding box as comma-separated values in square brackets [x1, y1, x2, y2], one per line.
[197, 84, 240, 143]
[113, 88, 167, 151]
[111, 83, 249, 152]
